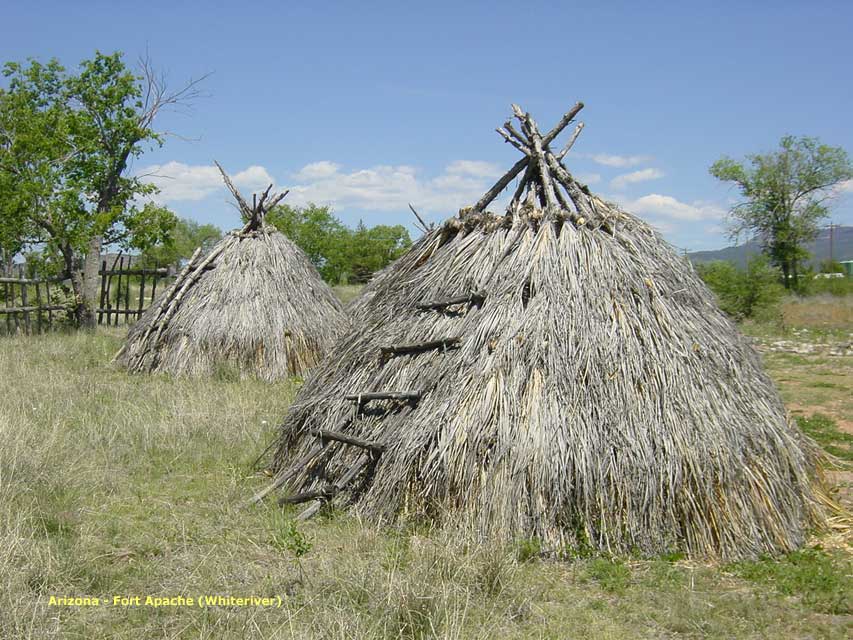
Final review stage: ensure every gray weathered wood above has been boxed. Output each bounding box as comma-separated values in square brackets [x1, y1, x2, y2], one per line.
[380, 337, 461, 357]
[97, 268, 169, 277]
[98, 259, 108, 324]
[0, 276, 67, 284]
[556, 122, 585, 161]
[0, 305, 66, 314]
[138, 272, 146, 319]
[313, 429, 385, 453]
[247, 441, 326, 505]
[293, 453, 373, 518]
[20, 281, 30, 334]
[35, 281, 43, 333]
[472, 156, 529, 213]
[416, 292, 485, 311]
[344, 391, 421, 403]
[296, 499, 324, 521]
[542, 102, 585, 145]
[279, 488, 334, 505]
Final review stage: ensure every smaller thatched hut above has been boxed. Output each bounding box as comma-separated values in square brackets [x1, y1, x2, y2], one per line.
[116, 163, 345, 381]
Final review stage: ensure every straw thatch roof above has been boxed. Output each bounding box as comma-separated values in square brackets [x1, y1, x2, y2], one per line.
[257, 103, 827, 558]
[116, 164, 345, 381]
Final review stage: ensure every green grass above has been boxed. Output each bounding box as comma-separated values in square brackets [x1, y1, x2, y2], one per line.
[727, 547, 852, 614]
[0, 331, 851, 638]
[797, 414, 853, 464]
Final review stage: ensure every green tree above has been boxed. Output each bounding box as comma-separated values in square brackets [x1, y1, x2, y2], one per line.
[266, 203, 350, 282]
[265, 205, 412, 284]
[0, 52, 204, 326]
[0, 59, 67, 276]
[695, 256, 784, 321]
[139, 215, 222, 268]
[710, 136, 853, 289]
[346, 221, 412, 283]
[0, 173, 31, 275]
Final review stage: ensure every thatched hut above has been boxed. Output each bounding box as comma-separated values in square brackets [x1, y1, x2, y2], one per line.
[258, 104, 826, 558]
[117, 164, 345, 381]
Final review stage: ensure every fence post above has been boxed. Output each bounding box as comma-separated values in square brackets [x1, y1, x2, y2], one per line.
[138, 271, 147, 320]
[113, 256, 122, 326]
[12, 282, 20, 334]
[98, 259, 107, 325]
[46, 280, 53, 327]
[3, 281, 9, 335]
[22, 282, 31, 334]
[124, 260, 131, 324]
[35, 281, 43, 333]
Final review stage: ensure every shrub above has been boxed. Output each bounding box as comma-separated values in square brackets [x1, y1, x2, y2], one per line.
[695, 256, 784, 321]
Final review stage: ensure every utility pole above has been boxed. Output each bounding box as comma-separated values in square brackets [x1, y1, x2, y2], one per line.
[829, 222, 834, 263]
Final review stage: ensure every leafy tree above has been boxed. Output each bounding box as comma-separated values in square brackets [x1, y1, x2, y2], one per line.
[139, 215, 222, 268]
[0, 175, 31, 275]
[695, 256, 784, 321]
[710, 136, 853, 289]
[0, 59, 67, 276]
[266, 203, 350, 281]
[265, 205, 412, 284]
[346, 221, 412, 283]
[0, 51, 204, 326]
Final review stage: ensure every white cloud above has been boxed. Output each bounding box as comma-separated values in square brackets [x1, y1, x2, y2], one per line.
[445, 160, 502, 178]
[647, 220, 675, 234]
[286, 160, 502, 213]
[610, 168, 664, 190]
[142, 157, 661, 221]
[837, 179, 853, 193]
[233, 165, 275, 190]
[139, 161, 277, 202]
[577, 173, 601, 185]
[139, 161, 222, 201]
[292, 161, 341, 181]
[621, 194, 726, 222]
[588, 153, 652, 168]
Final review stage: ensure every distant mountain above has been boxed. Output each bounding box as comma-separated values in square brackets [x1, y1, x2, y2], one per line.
[688, 225, 853, 269]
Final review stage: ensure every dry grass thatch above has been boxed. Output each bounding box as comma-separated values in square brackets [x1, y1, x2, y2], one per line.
[263, 103, 828, 558]
[117, 165, 345, 381]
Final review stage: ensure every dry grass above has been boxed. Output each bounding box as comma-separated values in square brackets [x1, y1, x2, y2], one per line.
[782, 294, 853, 330]
[0, 331, 850, 638]
[332, 285, 365, 306]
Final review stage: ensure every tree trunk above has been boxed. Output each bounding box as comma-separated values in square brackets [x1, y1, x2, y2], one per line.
[79, 235, 102, 329]
[1, 250, 13, 277]
[57, 242, 84, 326]
[781, 262, 791, 289]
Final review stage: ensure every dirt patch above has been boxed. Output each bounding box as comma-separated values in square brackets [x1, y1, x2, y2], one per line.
[788, 403, 853, 435]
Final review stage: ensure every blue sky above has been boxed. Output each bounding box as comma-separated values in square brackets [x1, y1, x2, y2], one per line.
[4, 1, 852, 251]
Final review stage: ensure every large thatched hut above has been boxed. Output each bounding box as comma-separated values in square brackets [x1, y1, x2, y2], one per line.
[117, 164, 345, 381]
[258, 104, 826, 558]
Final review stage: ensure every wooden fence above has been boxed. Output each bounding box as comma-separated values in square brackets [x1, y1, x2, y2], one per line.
[0, 255, 174, 335]
[0, 275, 68, 336]
[97, 255, 172, 326]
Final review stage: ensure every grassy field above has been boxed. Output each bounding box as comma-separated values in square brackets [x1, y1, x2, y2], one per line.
[0, 317, 851, 638]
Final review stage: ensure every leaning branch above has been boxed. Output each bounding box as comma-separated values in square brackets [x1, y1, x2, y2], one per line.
[214, 161, 253, 218]
[556, 122, 585, 161]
